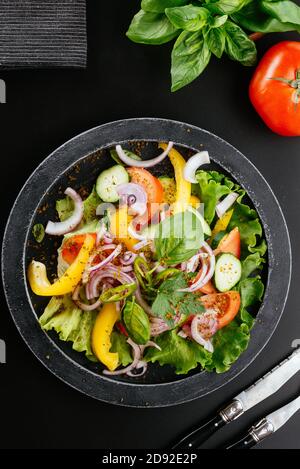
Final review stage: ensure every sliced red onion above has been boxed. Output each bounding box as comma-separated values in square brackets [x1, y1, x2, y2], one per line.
[183, 151, 210, 184]
[120, 251, 138, 265]
[120, 265, 133, 273]
[100, 244, 117, 251]
[135, 286, 153, 315]
[117, 183, 147, 216]
[216, 193, 239, 218]
[88, 244, 122, 273]
[115, 142, 174, 168]
[179, 242, 215, 293]
[88, 265, 135, 299]
[186, 254, 200, 273]
[103, 234, 114, 244]
[150, 317, 170, 336]
[45, 188, 83, 236]
[178, 261, 208, 293]
[103, 338, 141, 376]
[191, 312, 217, 353]
[133, 239, 150, 251]
[178, 330, 188, 339]
[72, 285, 102, 311]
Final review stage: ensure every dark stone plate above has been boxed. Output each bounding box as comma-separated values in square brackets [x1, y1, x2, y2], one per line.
[1, 118, 291, 407]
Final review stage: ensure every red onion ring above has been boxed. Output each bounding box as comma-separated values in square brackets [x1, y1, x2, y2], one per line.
[115, 142, 174, 168]
[133, 239, 150, 251]
[88, 244, 122, 273]
[45, 188, 84, 236]
[120, 251, 137, 265]
[72, 285, 102, 311]
[191, 311, 218, 353]
[216, 193, 239, 218]
[183, 151, 210, 184]
[116, 183, 147, 216]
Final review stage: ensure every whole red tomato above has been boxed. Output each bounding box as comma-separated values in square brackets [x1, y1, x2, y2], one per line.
[249, 41, 300, 137]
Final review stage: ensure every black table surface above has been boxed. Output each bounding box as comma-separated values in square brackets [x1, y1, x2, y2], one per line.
[0, 1, 299, 450]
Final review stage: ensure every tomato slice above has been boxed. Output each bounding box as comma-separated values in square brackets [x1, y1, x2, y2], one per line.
[200, 291, 241, 329]
[214, 227, 241, 259]
[62, 233, 97, 264]
[127, 167, 164, 204]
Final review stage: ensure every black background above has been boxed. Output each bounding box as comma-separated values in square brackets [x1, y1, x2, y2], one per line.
[0, 0, 300, 450]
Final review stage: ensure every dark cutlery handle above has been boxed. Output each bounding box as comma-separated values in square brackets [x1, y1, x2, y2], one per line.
[172, 414, 226, 449]
[226, 434, 257, 450]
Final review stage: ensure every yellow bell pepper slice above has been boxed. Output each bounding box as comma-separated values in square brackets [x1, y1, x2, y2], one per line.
[189, 195, 201, 209]
[211, 209, 234, 239]
[159, 143, 191, 214]
[92, 303, 120, 371]
[110, 206, 137, 252]
[28, 234, 95, 296]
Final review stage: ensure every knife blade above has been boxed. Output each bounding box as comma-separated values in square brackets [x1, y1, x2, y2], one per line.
[172, 347, 300, 449]
[226, 396, 300, 449]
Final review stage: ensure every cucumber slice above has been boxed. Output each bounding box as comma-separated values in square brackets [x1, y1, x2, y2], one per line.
[96, 165, 129, 203]
[214, 253, 241, 292]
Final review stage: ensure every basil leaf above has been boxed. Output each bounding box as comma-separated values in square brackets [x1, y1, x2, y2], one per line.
[155, 209, 204, 264]
[224, 20, 257, 66]
[261, 0, 300, 26]
[166, 5, 210, 32]
[32, 224, 45, 243]
[126, 10, 179, 45]
[171, 30, 211, 92]
[206, 27, 226, 58]
[141, 0, 189, 14]
[123, 299, 150, 345]
[204, 0, 252, 15]
[211, 14, 228, 28]
[232, 2, 300, 33]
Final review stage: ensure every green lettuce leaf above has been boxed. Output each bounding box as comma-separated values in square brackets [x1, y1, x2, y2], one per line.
[56, 197, 74, 222]
[110, 332, 133, 367]
[145, 329, 212, 374]
[39, 295, 97, 362]
[206, 321, 250, 373]
[241, 252, 265, 280]
[238, 276, 265, 328]
[56, 186, 101, 225]
[196, 171, 231, 224]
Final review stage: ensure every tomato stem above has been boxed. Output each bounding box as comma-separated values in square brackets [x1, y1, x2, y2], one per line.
[270, 68, 300, 110]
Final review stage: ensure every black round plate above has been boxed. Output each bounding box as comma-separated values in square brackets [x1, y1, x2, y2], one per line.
[2, 118, 291, 407]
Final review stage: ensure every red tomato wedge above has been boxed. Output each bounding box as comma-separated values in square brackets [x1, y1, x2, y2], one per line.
[214, 227, 241, 259]
[62, 233, 97, 264]
[201, 291, 241, 329]
[127, 167, 164, 204]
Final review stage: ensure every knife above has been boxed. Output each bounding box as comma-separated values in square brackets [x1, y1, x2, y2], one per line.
[226, 395, 300, 449]
[172, 347, 300, 449]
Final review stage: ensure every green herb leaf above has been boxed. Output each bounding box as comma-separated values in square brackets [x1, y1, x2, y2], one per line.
[145, 329, 212, 374]
[110, 332, 133, 367]
[171, 30, 211, 92]
[224, 20, 257, 66]
[126, 10, 179, 45]
[32, 223, 45, 243]
[155, 209, 204, 264]
[232, 2, 300, 33]
[123, 298, 151, 345]
[166, 5, 210, 32]
[206, 27, 226, 58]
[261, 0, 300, 26]
[205, 0, 252, 15]
[141, 0, 189, 14]
[152, 271, 204, 326]
[211, 14, 228, 28]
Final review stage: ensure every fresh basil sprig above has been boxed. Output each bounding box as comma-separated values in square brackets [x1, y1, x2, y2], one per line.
[127, 0, 300, 91]
[123, 298, 151, 345]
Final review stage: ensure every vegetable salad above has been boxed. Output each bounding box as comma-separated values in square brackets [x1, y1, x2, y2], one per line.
[29, 143, 266, 376]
